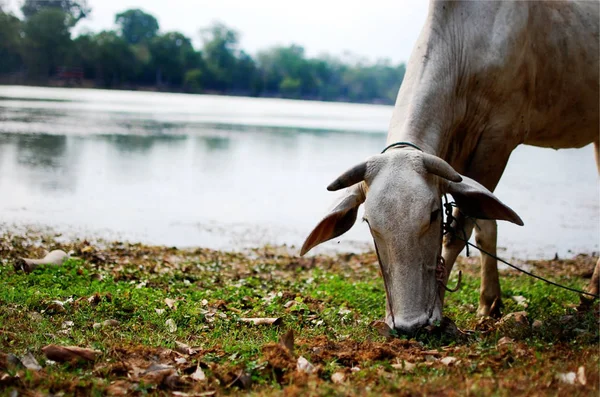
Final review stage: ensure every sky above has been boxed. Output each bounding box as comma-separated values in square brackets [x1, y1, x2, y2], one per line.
[4, 0, 430, 63]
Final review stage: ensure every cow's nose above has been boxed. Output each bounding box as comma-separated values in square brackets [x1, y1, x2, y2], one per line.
[386, 315, 430, 335]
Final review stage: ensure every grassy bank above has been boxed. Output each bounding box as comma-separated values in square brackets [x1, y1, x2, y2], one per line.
[0, 232, 598, 396]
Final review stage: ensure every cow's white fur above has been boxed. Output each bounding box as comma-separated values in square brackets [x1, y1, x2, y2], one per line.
[302, 0, 599, 333]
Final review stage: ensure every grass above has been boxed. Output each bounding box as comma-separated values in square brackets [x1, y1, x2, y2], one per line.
[0, 232, 598, 396]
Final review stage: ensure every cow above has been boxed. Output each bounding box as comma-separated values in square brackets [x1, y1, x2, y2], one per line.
[300, 0, 599, 334]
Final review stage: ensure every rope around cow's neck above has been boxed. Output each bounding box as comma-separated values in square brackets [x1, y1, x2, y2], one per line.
[381, 141, 424, 154]
[442, 195, 600, 299]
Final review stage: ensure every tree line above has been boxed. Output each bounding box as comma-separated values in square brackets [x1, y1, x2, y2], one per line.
[0, 0, 406, 104]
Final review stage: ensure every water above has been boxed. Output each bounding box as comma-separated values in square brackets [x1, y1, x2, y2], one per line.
[0, 86, 598, 258]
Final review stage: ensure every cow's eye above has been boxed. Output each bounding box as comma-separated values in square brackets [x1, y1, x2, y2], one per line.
[430, 209, 441, 223]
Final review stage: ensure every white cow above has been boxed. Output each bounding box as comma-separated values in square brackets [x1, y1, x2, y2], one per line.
[301, 0, 599, 334]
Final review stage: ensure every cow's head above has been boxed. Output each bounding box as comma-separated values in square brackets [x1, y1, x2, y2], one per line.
[300, 148, 523, 334]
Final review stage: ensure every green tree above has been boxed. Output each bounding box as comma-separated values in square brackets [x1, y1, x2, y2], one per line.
[115, 9, 159, 45]
[149, 32, 195, 86]
[90, 31, 136, 86]
[200, 22, 240, 91]
[0, 11, 24, 74]
[23, 8, 72, 80]
[21, 0, 90, 26]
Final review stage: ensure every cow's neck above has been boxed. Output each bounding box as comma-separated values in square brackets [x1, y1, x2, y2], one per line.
[385, 0, 599, 171]
[385, 1, 507, 173]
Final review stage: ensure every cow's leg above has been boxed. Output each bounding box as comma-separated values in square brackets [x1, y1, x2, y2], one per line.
[473, 219, 502, 317]
[583, 141, 600, 301]
[442, 141, 514, 316]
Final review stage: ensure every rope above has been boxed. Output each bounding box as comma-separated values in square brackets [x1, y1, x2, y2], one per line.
[441, 196, 599, 299]
[381, 141, 423, 154]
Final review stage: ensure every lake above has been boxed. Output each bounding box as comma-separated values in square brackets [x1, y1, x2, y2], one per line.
[0, 86, 598, 259]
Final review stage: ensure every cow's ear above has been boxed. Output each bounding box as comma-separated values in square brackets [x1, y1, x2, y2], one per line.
[300, 185, 365, 255]
[445, 175, 524, 225]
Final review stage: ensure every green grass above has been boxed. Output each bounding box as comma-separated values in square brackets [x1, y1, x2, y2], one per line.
[0, 236, 598, 396]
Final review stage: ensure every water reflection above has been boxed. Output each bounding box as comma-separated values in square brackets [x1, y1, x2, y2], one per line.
[103, 134, 188, 154]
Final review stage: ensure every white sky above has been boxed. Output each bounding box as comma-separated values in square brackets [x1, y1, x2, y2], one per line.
[4, 0, 429, 63]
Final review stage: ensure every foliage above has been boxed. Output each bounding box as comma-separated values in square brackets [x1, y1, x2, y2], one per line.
[22, 8, 73, 81]
[0, 8, 406, 104]
[115, 8, 159, 45]
[21, 0, 90, 26]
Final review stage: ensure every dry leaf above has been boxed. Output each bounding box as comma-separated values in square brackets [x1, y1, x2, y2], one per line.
[497, 337, 515, 347]
[240, 317, 282, 326]
[279, 329, 294, 355]
[190, 364, 206, 381]
[391, 361, 416, 372]
[226, 370, 252, 389]
[297, 356, 315, 374]
[20, 352, 42, 371]
[19, 250, 69, 273]
[556, 372, 576, 384]
[370, 320, 393, 337]
[155, 308, 165, 315]
[331, 372, 345, 384]
[440, 357, 458, 366]
[175, 341, 194, 355]
[165, 298, 177, 310]
[42, 344, 100, 363]
[577, 366, 587, 385]
[166, 319, 177, 333]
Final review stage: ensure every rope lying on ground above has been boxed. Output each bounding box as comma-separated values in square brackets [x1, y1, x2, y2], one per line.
[442, 196, 599, 299]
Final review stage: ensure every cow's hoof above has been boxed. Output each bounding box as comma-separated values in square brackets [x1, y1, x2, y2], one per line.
[477, 297, 503, 318]
[576, 295, 597, 312]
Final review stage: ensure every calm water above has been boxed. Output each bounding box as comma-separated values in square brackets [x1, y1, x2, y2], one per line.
[0, 86, 598, 258]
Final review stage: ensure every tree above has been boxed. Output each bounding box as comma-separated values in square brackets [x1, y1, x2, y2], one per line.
[115, 9, 159, 45]
[200, 22, 240, 90]
[149, 32, 195, 86]
[0, 11, 24, 74]
[90, 31, 136, 86]
[21, 0, 90, 26]
[23, 8, 72, 80]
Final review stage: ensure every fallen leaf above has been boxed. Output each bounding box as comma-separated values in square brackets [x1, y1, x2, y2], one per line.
[175, 341, 194, 355]
[103, 319, 119, 327]
[577, 366, 587, 385]
[283, 300, 296, 309]
[90, 273, 104, 281]
[370, 320, 393, 337]
[19, 250, 69, 273]
[20, 352, 42, 371]
[155, 308, 165, 315]
[61, 321, 74, 329]
[440, 356, 458, 366]
[42, 345, 100, 363]
[165, 298, 177, 310]
[391, 361, 416, 372]
[175, 357, 187, 365]
[279, 329, 294, 355]
[226, 370, 252, 389]
[240, 317, 282, 326]
[166, 319, 177, 333]
[190, 364, 206, 381]
[350, 366, 361, 372]
[297, 356, 315, 374]
[7, 354, 23, 370]
[511, 295, 529, 307]
[46, 301, 66, 314]
[497, 336, 515, 347]
[106, 380, 131, 396]
[556, 372, 576, 385]
[331, 372, 345, 384]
